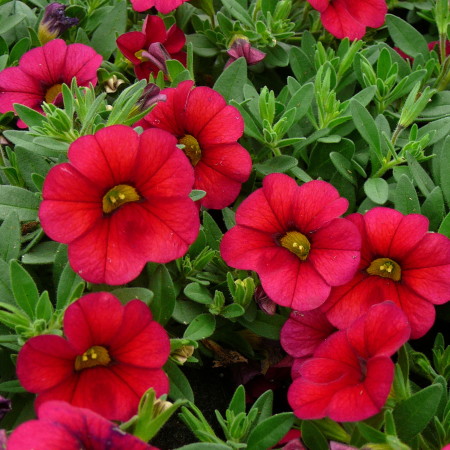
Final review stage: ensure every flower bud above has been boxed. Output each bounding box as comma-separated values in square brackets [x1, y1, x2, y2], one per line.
[104, 75, 125, 94]
[171, 345, 195, 365]
[38, 3, 79, 45]
[225, 37, 266, 68]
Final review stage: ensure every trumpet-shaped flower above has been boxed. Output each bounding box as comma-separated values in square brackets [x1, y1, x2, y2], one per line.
[0, 39, 101, 128]
[117, 15, 186, 80]
[17, 293, 170, 422]
[39, 125, 199, 285]
[220, 174, 361, 310]
[7, 401, 156, 450]
[288, 302, 410, 422]
[137, 80, 252, 209]
[322, 207, 450, 338]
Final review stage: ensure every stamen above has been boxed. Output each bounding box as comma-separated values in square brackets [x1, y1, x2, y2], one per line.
[178, 135, 202, 166]
[366, 257, 401, 281]
[75, 346, 111, 371]
[102, 184, 140, 214]
[280, 231, 311, 260]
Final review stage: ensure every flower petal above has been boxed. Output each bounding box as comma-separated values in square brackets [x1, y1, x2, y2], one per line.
[63, 292, 124, 352]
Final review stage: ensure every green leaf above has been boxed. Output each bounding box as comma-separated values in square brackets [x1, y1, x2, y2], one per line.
[422, 187, 445, 231]
[184, 283, 213, 304]
[364, 178, 389, 205]
[406, 153, 435, 197]
[221, 0, 253, 27]
[90, 1, 127, 58]
[393, 384, 443, 442]
[189, 190, 207, 201]
[56, 262, 84, 311]
[290, 47, 315, 83]
[21, 241, 60, 265]
[110, 287, 153, 306]
[15, 146, 51, 191]
[394, 174, 421, 214]
[0, 380, 26, 393]
[238, 312, 285, 340]
[186, 34, 219, 57]
[248, 389, 273, 426]
[301, 421, 329, 450]
[0, 259, 14, 304]
[0, 186, 40, 221]
[439, 136, 450, 207]
[202, 211, 223, 251]
[330, 152, 357, 185]
[147, 264, 176, 326]
[246, 412, 295, 450]
[228, 385, 246, 415]
[183, 313, 216, 340]
[10, 260, 39, 319]
[165, 359, 194, 402]
[286, 82, 314, 122]
[254, 155, 298, 176]
[13, 104, 45, 128]
[385, 14, 429, 59]
[349, 100, 382, 163]
[0, 211, 20, 262]
[438, 211, 450, 237]
[177, 445, 229, 450]
[213, 57, 247, 102]
[356, 422, 387, 444]
[221, 303, 245, 318]
[35, 290, 53, 322]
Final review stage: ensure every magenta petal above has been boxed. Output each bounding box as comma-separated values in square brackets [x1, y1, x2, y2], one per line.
[344, 0, 387, 28]
[198, 104, 244, 144]
[63, 43, 102, 85]
[117, 31, 147, 63]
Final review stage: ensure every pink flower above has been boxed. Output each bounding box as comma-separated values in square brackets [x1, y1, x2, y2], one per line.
[137, 80, 252, 209]
[117, 15, 186, 80]
[308, 0, 387, 40]
[7, 401, 157, 449]
[322, 207, 450, 339]
[288, 302, 410, 422]
[130, 0, 189, 14]
[220, 173, 361, 310]
[17, 293, 170, 422]
[0, 39, 102, 128]
[39, 125, 199, 285]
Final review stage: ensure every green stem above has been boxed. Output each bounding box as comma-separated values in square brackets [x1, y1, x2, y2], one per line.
[391, 123, 404, 146]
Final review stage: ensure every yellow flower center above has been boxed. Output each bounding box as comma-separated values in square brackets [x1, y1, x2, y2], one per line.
[280, 231, 311, 260]
[178, 134, 202, 166]
[74, 346, 111, 371]
[134, 49, 146, 61]
[366, 257, 401, 281]
[44, 84, 63, 104]
[102, 184, 140, 214]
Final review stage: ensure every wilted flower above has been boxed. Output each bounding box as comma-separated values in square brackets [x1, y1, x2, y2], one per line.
[225, 38, 266, 68]
[38, 3, 79, 44]
[17, 293, 170, 421]
[0, 396, 11, 420]
[104, 75, 125, 93]
[117, 15, 186, 80]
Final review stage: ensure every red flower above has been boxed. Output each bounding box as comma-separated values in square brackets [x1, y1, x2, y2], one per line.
[7, 401, 157, 449]
[0, 39, 101, 128]
[281, 309, 337, 368]
[117, 15, 186, 80]
[130, 0, 189, 13]
[39, 125, 199, 285]
[16, 293, 170, 422]
[308, 0, 387, 40]
[288, 302, 410, 422]
[137, 80, 252, 209]
[220, 174, 361, 310]
[322, 207, 450, 339]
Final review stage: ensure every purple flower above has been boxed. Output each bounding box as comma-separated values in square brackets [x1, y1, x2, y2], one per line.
[38, 3, 79, 44]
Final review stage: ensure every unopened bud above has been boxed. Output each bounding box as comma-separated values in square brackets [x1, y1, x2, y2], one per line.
[38, 3, 78, 45]
[225, 38, 266, 68]
[137, 83, 167, 111]
[171, 345, 195, 365]
[141, 43, 171, 74]
[152, 398, 173, 417]
[104, 75, 125, 94]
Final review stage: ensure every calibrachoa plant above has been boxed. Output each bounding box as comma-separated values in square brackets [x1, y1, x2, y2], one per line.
[1, 0, 450, 448]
